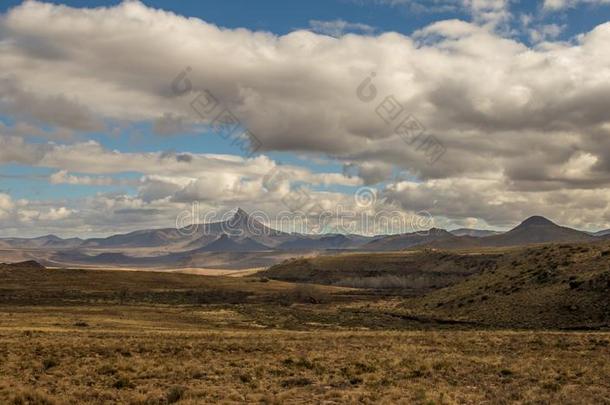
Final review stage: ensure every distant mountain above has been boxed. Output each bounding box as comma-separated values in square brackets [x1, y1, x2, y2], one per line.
[363, 216, 598, 251]
[42, 236, 84, 248]
[182, 234, 220, 250]
[74, 208, 285, 249]
[0, 235, 84, 249]
[277, 234, 372, 250]
[51, 250, 169, 267]
[82, 228, 185, 248]
[592, 229, 610, 237]
[187, 208, 293, 249]
[362, 228, 460, 251]
[1, 212, 607, 264]
[480, 216, 595, 247]
[196, 234, 271, 252]
[77, 208, 376, 252]
[450, 228, 502, 237]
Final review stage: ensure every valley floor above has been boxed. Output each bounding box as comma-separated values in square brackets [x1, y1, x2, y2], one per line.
[1, 306, 609, 404]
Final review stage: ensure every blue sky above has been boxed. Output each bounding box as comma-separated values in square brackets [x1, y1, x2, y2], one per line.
[2, 0, 610, 236]
[2, 0, 610, 40]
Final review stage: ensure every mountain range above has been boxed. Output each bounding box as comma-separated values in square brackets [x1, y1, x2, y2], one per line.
[1, 209, 608, 268]
[449, 228, 502, 237]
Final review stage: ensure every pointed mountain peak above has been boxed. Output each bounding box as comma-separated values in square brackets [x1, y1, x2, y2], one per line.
[518, 216, 556, 227]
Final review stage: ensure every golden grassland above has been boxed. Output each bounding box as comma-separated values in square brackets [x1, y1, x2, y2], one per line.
[0, 247, 609, 404]
[1, 306, 609, 404]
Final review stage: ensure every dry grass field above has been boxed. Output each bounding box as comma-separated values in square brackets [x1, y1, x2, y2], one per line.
[1, 307, 609, 404]
[0, 255, 609, 404]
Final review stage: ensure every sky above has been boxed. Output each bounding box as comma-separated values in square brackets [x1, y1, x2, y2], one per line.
[1, 0, 610, 237]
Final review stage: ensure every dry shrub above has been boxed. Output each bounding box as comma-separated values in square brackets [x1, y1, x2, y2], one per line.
[333, 275, 437, 289]
[285, 284, 330, 304]
[166, 386, 186, 404]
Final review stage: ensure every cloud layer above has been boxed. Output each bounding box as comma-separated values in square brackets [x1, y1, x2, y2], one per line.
[1, 1, 610, 234]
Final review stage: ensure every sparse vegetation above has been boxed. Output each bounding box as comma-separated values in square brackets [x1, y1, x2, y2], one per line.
[404, 242, 610, 328]
[0, 322, 607, 403]
[285, 284, 331, 304]
[261, 251, 501, 294]
[0, 245, 608, 403]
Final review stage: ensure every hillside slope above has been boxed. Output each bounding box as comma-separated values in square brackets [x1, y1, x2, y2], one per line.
[450, 228, 502, 237]
[402, 242, 610, 328]
[0, 261, 347, 305]
[481, 216, 595, 246]
[195, 234, 271, 252]
[362, 229, 463, 251]
[261, 251, 501, 292]
[417, 216, 597, 251]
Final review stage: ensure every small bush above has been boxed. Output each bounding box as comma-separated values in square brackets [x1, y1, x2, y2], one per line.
[117, 289, 129, 304]
[166, 386, 186, 404]
[350, 377, 364, 385]
[287, 284, 330, 304]
[112, 376, 133, 389]
[42, 357, 58, 371]
[569, 280, 583, 289]
[499, 369, 514, 377]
